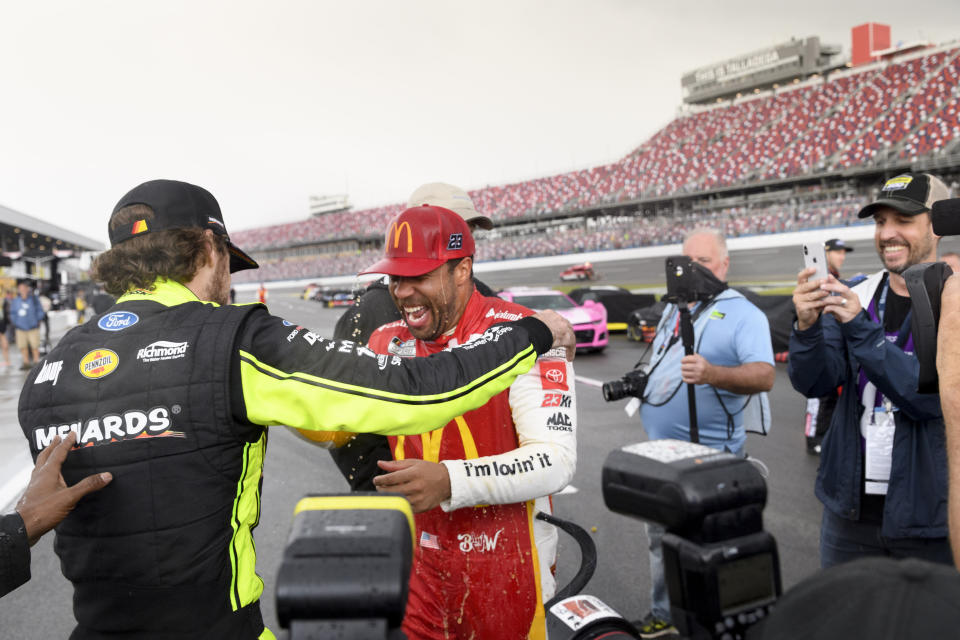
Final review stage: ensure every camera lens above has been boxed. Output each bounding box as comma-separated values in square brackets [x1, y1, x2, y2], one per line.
[602, 380, 629, 402]
[602, 381, 621, 402]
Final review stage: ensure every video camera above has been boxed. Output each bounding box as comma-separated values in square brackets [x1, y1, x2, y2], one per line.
[275, 493, 413, 640]
[602, 439, 780, 639]
[602, 256, 727, 403]
[661, 255, 728, 307]
[903, 197, 960, 393]
[542, 439, 780, 640]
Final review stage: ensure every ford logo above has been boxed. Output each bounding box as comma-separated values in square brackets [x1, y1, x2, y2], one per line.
[97, 311, 139, 332]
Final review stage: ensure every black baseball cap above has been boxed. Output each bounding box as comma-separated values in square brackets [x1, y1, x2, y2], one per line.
[109, 179, 259, 273]
[824, 238, 853, 252]
[857, 172, 950, 219]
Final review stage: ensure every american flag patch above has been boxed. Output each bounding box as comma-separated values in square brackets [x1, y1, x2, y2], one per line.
[419, 531, 441, 550]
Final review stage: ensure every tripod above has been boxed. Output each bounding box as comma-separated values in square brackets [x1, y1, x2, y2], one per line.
[677, 304, 699, 444]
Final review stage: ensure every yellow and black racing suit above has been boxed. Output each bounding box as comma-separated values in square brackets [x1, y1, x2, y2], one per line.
[18, 279, 552, 640]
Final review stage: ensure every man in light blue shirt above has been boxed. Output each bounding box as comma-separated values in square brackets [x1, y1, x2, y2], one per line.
[635, 229, 775, 638]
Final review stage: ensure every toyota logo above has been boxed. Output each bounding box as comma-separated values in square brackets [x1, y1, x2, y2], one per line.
[545, 368, 564, 384]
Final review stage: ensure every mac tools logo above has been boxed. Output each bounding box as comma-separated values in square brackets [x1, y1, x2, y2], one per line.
[137, 341, 189, 363]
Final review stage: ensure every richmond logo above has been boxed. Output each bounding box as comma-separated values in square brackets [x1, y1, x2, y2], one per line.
[137, 341, 189, 362]
[79, 349, 119, 379]
[33, 406, 183, 450]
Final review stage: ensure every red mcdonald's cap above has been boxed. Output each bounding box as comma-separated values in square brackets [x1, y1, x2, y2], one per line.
[359, 205, 475, 277]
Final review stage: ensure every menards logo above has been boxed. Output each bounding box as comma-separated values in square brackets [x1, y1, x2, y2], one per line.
[33, 406, 183, 450]
[79, 349, 119, 379]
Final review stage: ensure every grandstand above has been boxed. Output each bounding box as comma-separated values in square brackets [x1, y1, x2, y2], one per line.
[232, 28, 960, 284]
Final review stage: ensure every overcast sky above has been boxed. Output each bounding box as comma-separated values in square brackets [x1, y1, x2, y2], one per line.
[1, 0, 959, 244]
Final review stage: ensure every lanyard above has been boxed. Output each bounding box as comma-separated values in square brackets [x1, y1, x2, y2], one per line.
[877, 280, 889, 321]
[658, 303, 696, 356]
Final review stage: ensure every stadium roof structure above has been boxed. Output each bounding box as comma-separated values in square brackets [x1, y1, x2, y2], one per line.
[0, 202, 104, 260]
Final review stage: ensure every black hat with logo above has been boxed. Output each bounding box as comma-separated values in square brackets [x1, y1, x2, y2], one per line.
[857, 172, 950, 219]
[109, 179, 258, 273]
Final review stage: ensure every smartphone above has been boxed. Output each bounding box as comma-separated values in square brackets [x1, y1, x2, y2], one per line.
[802, 243, 830, 283]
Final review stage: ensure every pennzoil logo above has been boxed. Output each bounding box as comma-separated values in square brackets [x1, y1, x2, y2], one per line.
[33, 406, 183, 450]
[389, 220, 413, 252]
[79, 349, 119, 379]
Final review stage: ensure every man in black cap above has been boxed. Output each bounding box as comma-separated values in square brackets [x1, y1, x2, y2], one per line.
[789, 172, 952, 568]
[824, 237, 854, 279]
[17, 179, 574, 640]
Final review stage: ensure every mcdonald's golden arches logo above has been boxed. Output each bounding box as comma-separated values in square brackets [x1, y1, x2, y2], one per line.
[389, 221, 413, 253]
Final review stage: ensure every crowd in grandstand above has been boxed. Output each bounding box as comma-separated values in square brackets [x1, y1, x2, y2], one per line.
[232, 194, 867, 282]
[231, 44, 960, 282]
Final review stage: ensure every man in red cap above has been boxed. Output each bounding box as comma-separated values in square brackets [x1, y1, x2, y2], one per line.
[329, 182, 498, 491]
[360, 204, 578, 640]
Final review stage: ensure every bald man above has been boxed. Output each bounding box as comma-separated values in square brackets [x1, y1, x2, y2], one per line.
[635, 228, 775, 637]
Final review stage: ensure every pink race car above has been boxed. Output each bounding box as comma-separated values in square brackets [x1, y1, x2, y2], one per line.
[498, 287, 608, 353]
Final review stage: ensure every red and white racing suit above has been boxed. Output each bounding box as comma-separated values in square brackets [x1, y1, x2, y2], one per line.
[368, 290, 577, 640]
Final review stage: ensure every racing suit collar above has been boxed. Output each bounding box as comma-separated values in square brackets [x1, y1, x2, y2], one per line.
[117, 278, 220, 308]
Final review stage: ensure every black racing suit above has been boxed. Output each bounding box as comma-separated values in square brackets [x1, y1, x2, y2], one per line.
[18, 278, 550, 640]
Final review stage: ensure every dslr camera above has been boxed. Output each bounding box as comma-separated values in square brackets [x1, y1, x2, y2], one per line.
[602, 255, 727, 404]
[601, 368, 649, 402]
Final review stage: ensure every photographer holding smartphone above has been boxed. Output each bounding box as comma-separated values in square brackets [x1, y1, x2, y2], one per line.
[789, 172, 952, 570]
